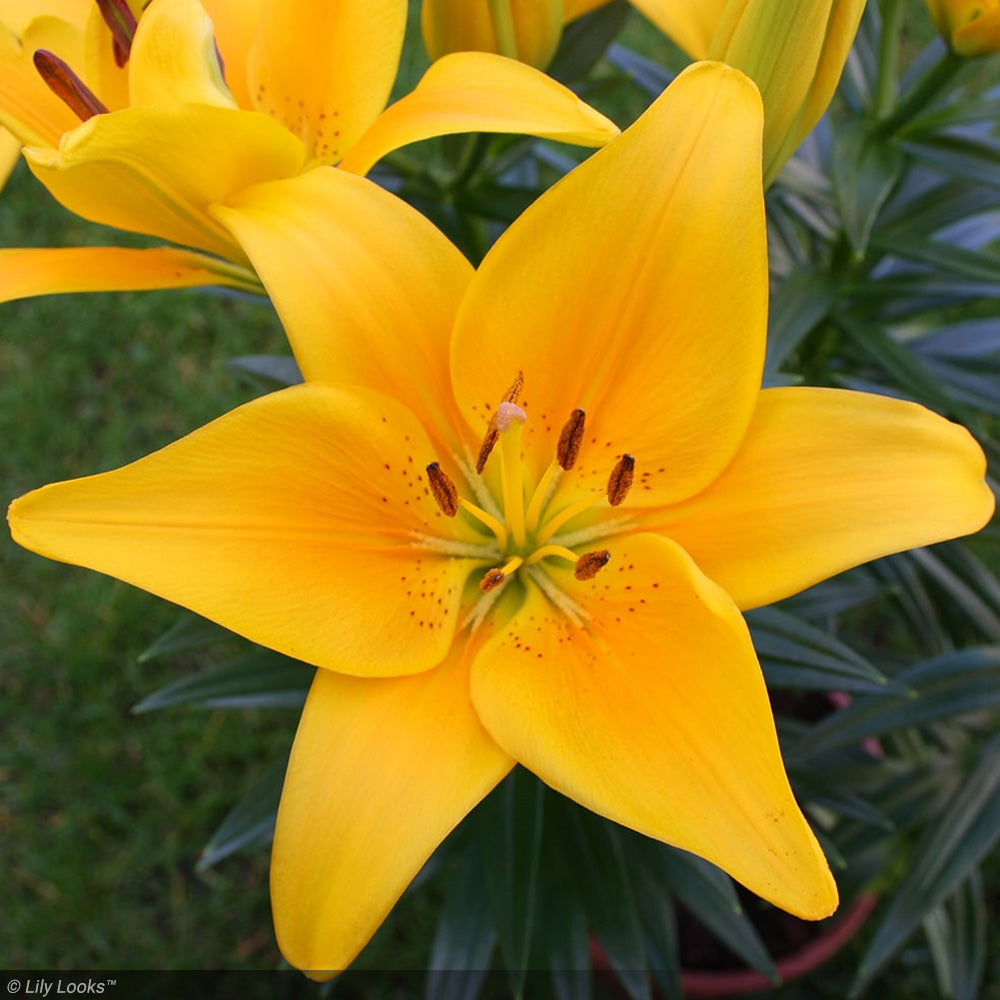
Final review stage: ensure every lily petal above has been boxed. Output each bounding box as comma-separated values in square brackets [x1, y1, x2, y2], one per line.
[0, 124, 18, 185]
[339, 51, 619, 176]
[953, 8, 1000, 57]
[0, 17, 85, 146]
[212, 166, 473, 448]
[127, 0, 235, 109]
[450, 61, 766, 505]
[629, 0, 728, 58]
[246, 0, 407, 165]
[273, 642, 513, 978]
[470, 532, 838, 920]
[0, 245, 261, 303]
[0, 0, 91, 33]
[651, 387, 995, 610]
[24, 103, 305, 259]
[198, 0, 264, 109]
[9, 383, 482, 677]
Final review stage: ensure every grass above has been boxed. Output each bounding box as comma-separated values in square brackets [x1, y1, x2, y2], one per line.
[1, 162, 298, 973]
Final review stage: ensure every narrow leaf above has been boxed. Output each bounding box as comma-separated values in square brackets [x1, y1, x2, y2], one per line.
[427, 838, 498, 1000]
[853, 734, 1000, 994]
[197, 755, 287, 869]
[132, 648, 313, 713]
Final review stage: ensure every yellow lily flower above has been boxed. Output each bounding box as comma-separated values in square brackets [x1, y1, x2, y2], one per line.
[0, 0, 618, 304]
[924, 0, 1000, 56]
[9, 63, 994, 976]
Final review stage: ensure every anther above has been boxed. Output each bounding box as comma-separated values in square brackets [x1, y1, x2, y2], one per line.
[574, 549, 611, 580]
[426, 462, 458, 517]
[479, 555, 524, 592]
[96, 0, 138, 66]
[476, 372, 524, 473]
[556, 409, 585, 470]
[480, 568, 506, 592]
[607, 454, 635, 507]
[33, 50, 109, 121]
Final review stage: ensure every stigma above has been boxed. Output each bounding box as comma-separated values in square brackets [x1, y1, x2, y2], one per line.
[424, 375, 636, 614]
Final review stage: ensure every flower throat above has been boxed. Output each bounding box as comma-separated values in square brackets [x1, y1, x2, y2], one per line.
[425, 373, 634, 612]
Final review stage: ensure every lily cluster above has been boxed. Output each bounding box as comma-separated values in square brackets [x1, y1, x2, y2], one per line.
[3, 0, 998, 988]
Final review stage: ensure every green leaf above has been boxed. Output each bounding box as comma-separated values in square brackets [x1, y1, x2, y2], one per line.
[852, 734, 1000, 995]
[634, 840, 777, 983]
[794, 647, 1000, 760]
[132, 648, 314, 713]
[557, 799, 651, 1000]
[537, 828, 592, 1000]
[881, 178, 1000, 240]
[764, 268, 839, 375]
[137, 611, 234, 662]
[905, 546, 1000, 642]
[746, 606, 888, 693]
[549, 0, 631, 85]
[870, 235, 1000, 284]
[427, 838, 497, 1000]
[832, 121, 903, 254]
[197, 755, 287, 869]
[924, 871, 986, 1000]
[902, 134, 1000, 189]
[477, 767, 544, 998]
[836, 316, 966, 418]
[226, 353, 302, 388]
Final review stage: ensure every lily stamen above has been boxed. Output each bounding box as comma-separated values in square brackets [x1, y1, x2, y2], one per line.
[556, 408, 585, 470]
[426, 461, 459, 516]
[480, 555, 523, 592]
[33, 50, 109, 121]
[574, 549, 611, 580]
[607, 454, 635, 506]
[96, 0, 138, 67]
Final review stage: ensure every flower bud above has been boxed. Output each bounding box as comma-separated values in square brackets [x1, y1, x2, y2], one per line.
[924, 0, 1000, 57]
[634, 0, 865, 186]
[422, 0, 565, 69]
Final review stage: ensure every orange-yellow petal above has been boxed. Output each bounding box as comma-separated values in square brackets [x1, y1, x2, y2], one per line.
[470, 533, 838, 920]
[246, 0, 407, 165]
[421, 0, 563, 68]
[0, 16, 85, 146]
[212, 166, 473, 449]
[450, 61, 766, 505]
[0, 0, 91, 34]
[198, 0, 264, 109]
[952, 7, 1000, 56]
[9, 383, 482, 677]
[24, 103, 306, 260]
[0, 124, 18, 185]
[629, 0, 728, 58]
[651, 387, 996, 610]
[127, 0, 235, 109]
[339, 51, 618, 176]
[273, 641, 513, 977]
[0, 245, 260, 303]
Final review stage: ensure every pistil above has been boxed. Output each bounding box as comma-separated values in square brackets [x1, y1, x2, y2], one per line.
[497, 401, 528, 549]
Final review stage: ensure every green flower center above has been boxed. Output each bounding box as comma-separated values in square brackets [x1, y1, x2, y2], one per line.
[425, 375, 635, 620]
